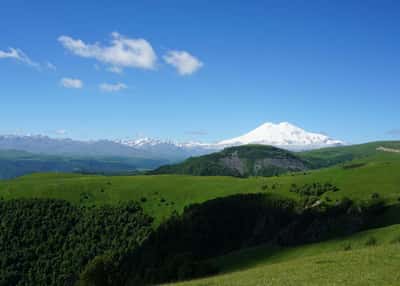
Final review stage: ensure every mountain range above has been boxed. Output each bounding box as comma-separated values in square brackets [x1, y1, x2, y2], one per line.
[0, 122, 344, 163]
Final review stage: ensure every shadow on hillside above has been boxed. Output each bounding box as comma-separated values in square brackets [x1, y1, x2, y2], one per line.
[214, 202, 400, 274]
[368, 203, 400, 228]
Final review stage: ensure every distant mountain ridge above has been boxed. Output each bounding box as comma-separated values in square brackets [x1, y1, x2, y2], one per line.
[0, 122, 343, 165]
[0, 135, 144, 157]
[0, 149, 165, 179]
[115, 137, 214, 160]
[117, 122, 344, 151]
[0, 135, 206, 162]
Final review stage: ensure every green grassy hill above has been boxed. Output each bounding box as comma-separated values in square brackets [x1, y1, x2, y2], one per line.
[1, 143, 399, 225]
[160, 143, 400, 286]
[299, 141, 400, 168]
[151, 145, 310, 177]
[150, 141, 400, 178]
[1, 142, 400, 285]
[169, 224, 400, 286]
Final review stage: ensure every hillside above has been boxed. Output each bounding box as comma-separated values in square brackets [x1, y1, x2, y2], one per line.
[151, 145, 309, 177]
[0, 148, 399, 285]
[299, 141, 400, 168]
[170, 225, 400, 286]
[1, 147, 399, 224]
[151, 141, 400, 178]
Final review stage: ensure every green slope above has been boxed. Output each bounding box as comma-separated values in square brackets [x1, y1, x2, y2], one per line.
[151, 141, 400, 177]
[1, 147, 399, 225]
[151, 145, 310, 177]
[169, 224, 400, 286]
[170, 244, 400, 286]
[214, 224, 400, 273]
[0, 143, 400, 285]
[299, 141, 400, 168]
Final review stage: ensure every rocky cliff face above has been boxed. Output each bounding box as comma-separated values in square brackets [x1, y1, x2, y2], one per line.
[218, 148, 308, 177]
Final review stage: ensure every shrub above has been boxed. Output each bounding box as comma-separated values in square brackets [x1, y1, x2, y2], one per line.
[343, 243, 352, 251]
[290, 182, 339, 197]
[390, 236, 400, 244]
[365, 236, 377, 246]
[371, 192, 380, 199]
[77, 255, 117, 286]
[300, 196, 319, 208]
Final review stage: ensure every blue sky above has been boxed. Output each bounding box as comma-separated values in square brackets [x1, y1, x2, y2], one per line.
[1, 0, 399, 143]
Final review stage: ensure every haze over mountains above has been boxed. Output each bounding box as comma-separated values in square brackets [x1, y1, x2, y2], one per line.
[0, 122, 344, 162]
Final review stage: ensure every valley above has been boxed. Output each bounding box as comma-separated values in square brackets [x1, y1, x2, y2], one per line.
[0, 142, 399, 285]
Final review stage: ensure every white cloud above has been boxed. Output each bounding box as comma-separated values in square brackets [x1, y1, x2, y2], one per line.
[99, 82, 127, 92]
[107, 66, 123, 74]
[163, 50, 203, 75]
[60, 77, 83, 89]
[58, 32, 157, 72]
[0, 47, 40, 69]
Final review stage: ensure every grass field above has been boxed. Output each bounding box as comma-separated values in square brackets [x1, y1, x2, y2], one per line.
[1, 152, 399, 224]
[168, 224, 400, 286]
[170, 244, 400, 286]
[0, 145, 400, 285]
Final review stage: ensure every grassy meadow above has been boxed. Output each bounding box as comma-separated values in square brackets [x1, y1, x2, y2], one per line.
[169, 224, 400, 286]
[0, 144, 400, 285]
[1, 151, 399, 224]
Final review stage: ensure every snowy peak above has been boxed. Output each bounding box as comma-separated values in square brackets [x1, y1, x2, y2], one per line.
[217, 122, 344, 150]
[116, 122, 343, 152]
[116, 137, 214, 150]
[116, 137, 168, 148]
[0, 122, 344, 161]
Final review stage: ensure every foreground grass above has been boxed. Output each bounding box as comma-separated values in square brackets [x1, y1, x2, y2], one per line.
[170, 245, 400, 286]
[170, 224, 400, 286]
[215, 224, 400, 273]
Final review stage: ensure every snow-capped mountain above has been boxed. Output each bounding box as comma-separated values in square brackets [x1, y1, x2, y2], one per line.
[115, 137, 215, 160]
[116, 137, 169, 148]
[0, 134, 147, 158]
[0, 122, 344, 163]
[217, 122, 344, 150]
[116, 137, 212, 149]
[117, 122, 344, 153]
